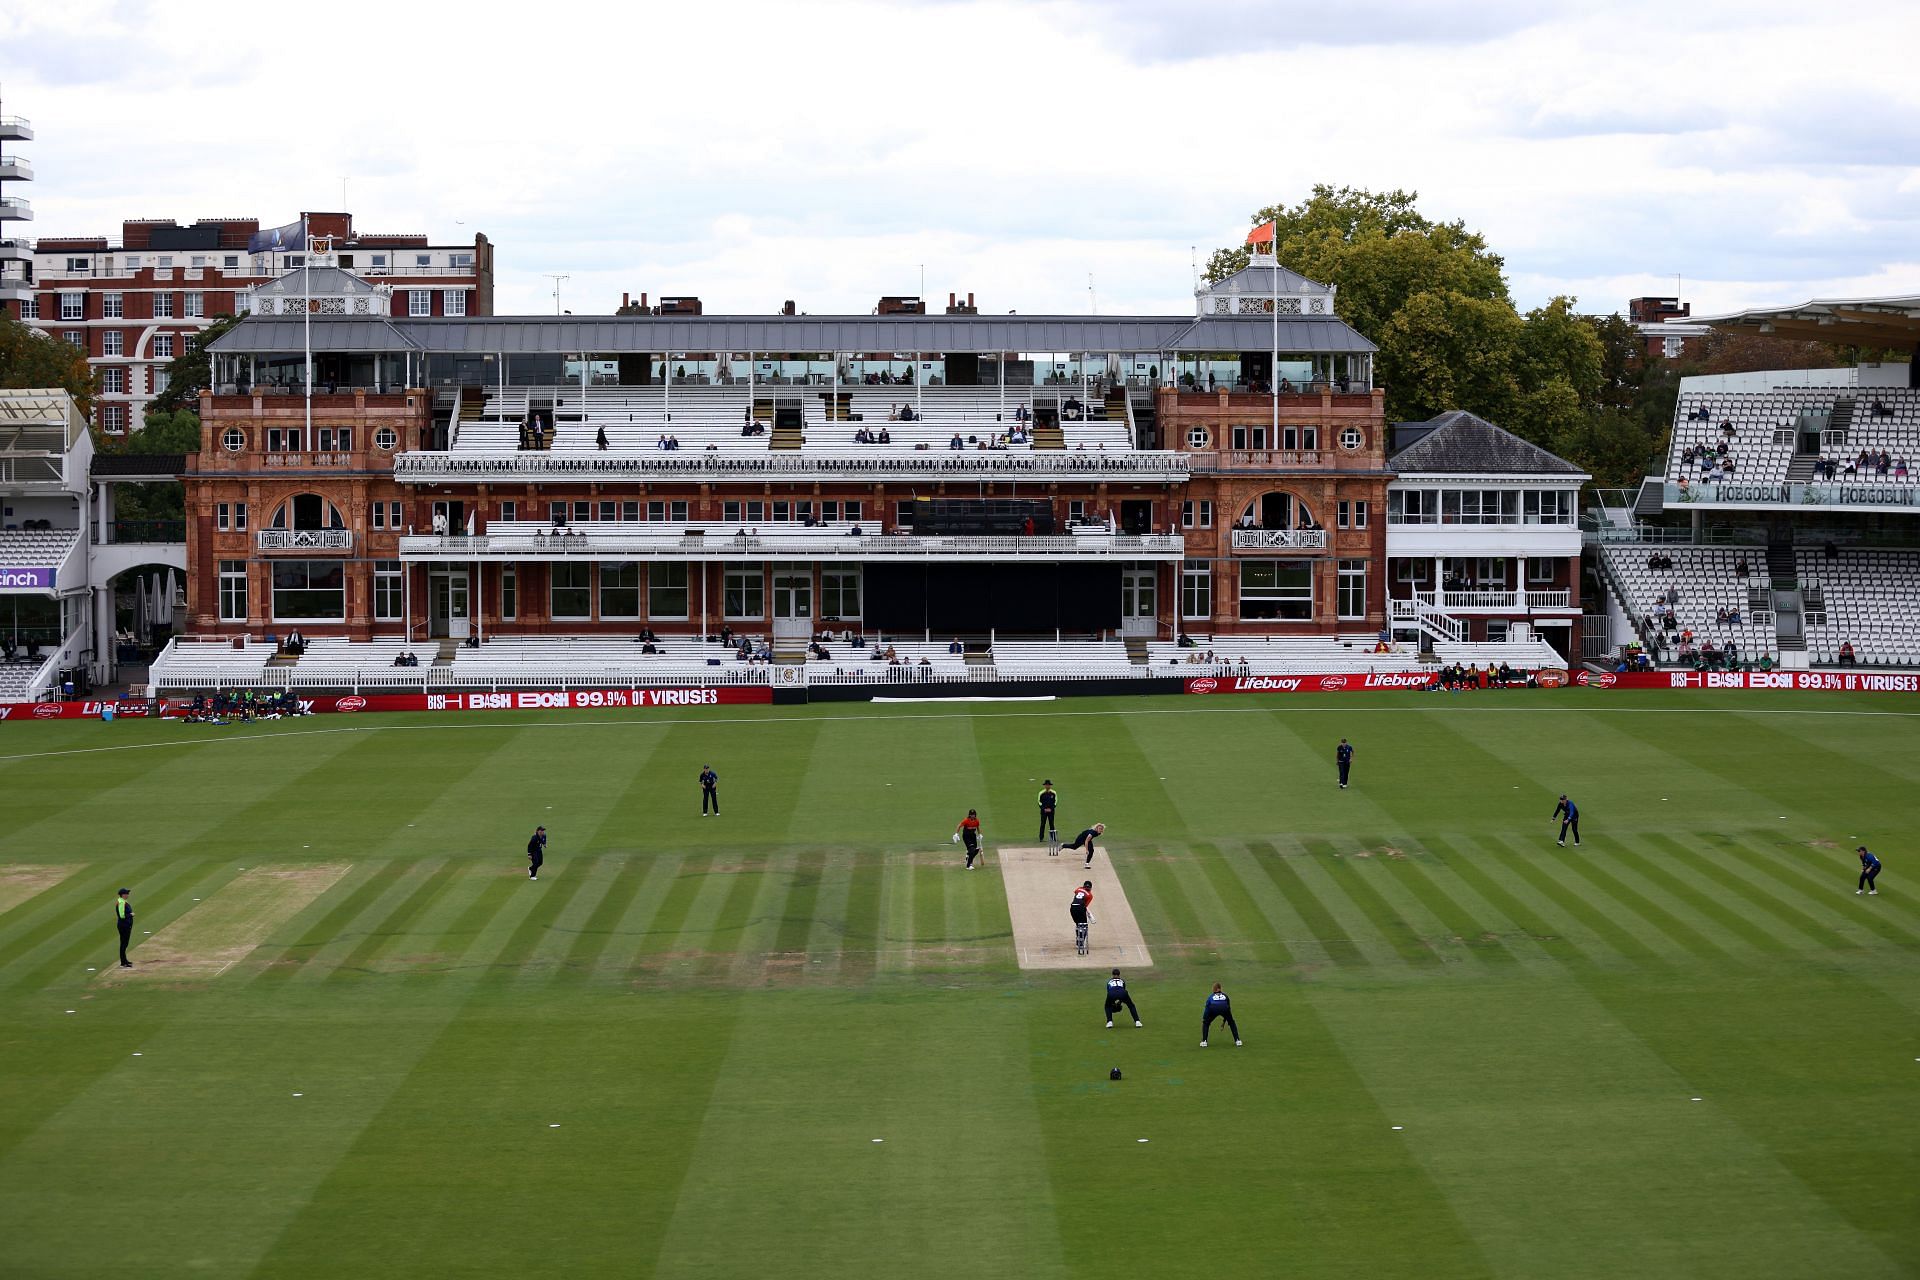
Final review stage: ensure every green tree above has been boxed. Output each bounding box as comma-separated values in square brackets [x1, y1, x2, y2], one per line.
[149, 313, 240, 415]
[103, 408, 198, 525]
[0, 310, 94, 410]
[1377, 290, 1524, 426]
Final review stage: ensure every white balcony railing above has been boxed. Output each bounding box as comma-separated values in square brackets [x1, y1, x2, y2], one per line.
[392, 450, 1192, 483]
[1399, 589, 1572, 612]
[399, 530, 1184, 561]
[257, 528, 353, 552]
[1230, 528, 1328, 551]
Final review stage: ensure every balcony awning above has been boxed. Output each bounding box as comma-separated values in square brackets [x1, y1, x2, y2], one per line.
[210, 313, 1377, 357]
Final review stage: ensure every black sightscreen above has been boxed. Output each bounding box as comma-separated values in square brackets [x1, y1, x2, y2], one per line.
[863, 563, 1121, 634]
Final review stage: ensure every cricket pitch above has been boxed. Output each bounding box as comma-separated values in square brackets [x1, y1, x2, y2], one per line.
[997, 845, 1151, 970]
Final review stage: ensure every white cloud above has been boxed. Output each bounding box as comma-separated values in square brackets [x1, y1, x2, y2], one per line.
[6, 0, 1920, 320]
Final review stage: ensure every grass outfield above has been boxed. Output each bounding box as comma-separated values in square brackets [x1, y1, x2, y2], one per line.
[1, 689, 1916, 1279]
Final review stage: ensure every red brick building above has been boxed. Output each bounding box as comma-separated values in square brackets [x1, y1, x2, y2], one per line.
[180, 255, 1581, 659]
[12, 211, 491, 433]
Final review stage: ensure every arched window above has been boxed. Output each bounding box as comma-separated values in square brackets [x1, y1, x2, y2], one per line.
[270, 494, 346, 531]
[1235, 491, 1318, 531]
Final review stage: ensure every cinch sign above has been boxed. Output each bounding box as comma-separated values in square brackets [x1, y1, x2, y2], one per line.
[0, 567, 54, 590]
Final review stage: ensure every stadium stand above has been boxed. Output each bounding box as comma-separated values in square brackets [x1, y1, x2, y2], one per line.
[1666, 388, 1834, 486]
[1797, 548, 1920, 665]
[148, 638, 276, 690]
[1146, 637, 1422, 675]
[1815, 389, 1920, 481]
[1599, 545, 1777, 664]
[989, 640, 1140, 678]
[443, 636, 768, 687]
[286, 638, 427, 688]
[0, 527, 81, 566]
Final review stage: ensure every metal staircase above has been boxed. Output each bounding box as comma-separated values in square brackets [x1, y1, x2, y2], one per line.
[1388, 596, 1466, 645]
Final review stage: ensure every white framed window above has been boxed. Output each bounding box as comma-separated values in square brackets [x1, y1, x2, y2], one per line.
[724, 566, 764, 619]
[409, 290, 431, 317]
[271, 560, 346, 622]
[499, 500, 516, 523]
[65, 257, 90, 272]
[1067, 500, 1087, 524]
[415, 254, 432, 268]
[18, 297, 36, 319]
[102, 292, 124, 318]
[217, 502, 234, 531]
[821, 566, 861, 618]
[222, 427, 245, 451]
[450, 252, 473, 268]
[371, 254, 387, 269]
[184, 291, 204, 318]
[500, 566, 517, 620]
[59, 293, 83, 320]
[1185, 425, 1211, 450]
[218, 561, 248, 621]
[157, 255, 173, 268]
[573, 501, 590, 524]
[153, 292, 175, 318]
[101, 367, 126, 394]
[64, 331, 85, 348]
[1338, 559, 1368, 619]
[1394, 559, 1424, 584]
[648, 563, 689, 619]
[1230, 424, 1268, 450]
[1181, 560, 1212, 620]
[1527, 557, 1556, 585]
[599, 500, 616, 523]
[370, 503, 386, 530]
[1352, 500, 1368, 529]
[1181, 500, 1213, 529]
[374, 561, 403, 621]
[99, 404, 127, 433]
[1340, 426, 1363, 450]
[843, 501, 862, 523]
[102, 331, 123, 356]
[1281, 425, 1319, 451]
[223, 255, 239, 270]
[549, 501, 566, 524]
[153, 333, 175, 359]
[1239, 560, 1313, 621]
[896, 500, 915, 527]
[153, 370, 170, 395]
[191, 256, 207, 269]
[620, 501, 639, 522]
[443, 289, 466, 316]
[550, 562, 592, 620]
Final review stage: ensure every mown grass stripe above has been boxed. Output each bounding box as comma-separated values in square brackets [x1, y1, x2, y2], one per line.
[1245, 840, 1373, 968]
[1418, 835, 1591, 967]
[0, 855, 173, 973]
[291, 858, 449, 984]
[318, 858, 456, 982]
[22, 859, 242, 990]
[484, 855, 606, 975]
[728, 851, 803, 984]
[837, 850, 885, 982]
[801, 849, 857, 983]
[1305, 838, 1445, 970]
[430, 866, 539, 975]
[635, 853, 717, 959]
[680, 859, 765, 980]
[1477, 834, 1673, 967]
[878, 850, 917, 974]
[1709, 836, 1912, 948]
[1655, 837, 1855, 953]
[1184, 842, 1286, 964]
[556, 853, 656, 982]
[1363, 836, 1529, 969]
[1546, 842, 1757, 961]
[1526, 839, 1734, 961]
[910, 851, 947, 964]
[518, 854, 625, 980]
[1609, 836, 1805, 954]
[1214, 843, 1331, 968]
[245, 860, 404, 987]
[1132, 857, 1213, 957]
[1287, 845, 1418, 968]
[590, 853, 690, 977]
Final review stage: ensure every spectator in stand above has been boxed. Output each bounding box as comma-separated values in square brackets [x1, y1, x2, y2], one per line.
[949, 433, 964, 450]
[1839, 640, 1856, 666]
[1735, 557, 1749, 576]
[878, 427, 891, 444]
[948, 638, 964, 655]
[596, 426, 609, 450]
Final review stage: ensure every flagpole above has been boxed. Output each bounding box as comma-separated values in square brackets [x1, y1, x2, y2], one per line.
[1270, 233, 1278, 443]
[304, 232, 313, 445]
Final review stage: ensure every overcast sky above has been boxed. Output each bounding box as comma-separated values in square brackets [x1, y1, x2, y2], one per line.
[6, 0, 1918, 321]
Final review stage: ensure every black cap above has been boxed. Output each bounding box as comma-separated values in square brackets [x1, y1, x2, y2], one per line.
[1043, 780, 1052, 786]
[1111, 967, 1120, 976]
[1857, 845, 1869, 851]
[118, 887, 130, 894]
[1083, 880, 1093, 888]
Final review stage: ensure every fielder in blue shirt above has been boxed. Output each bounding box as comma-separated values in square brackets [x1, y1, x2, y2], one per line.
[1857, 845, 1882, 895]
[1553, 794, 1581, 847]
[1336, 738, 1354, 789]
[1201, 983, 1240, 1047]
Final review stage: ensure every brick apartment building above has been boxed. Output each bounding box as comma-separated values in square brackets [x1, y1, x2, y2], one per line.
[10, 211, 491, 433]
